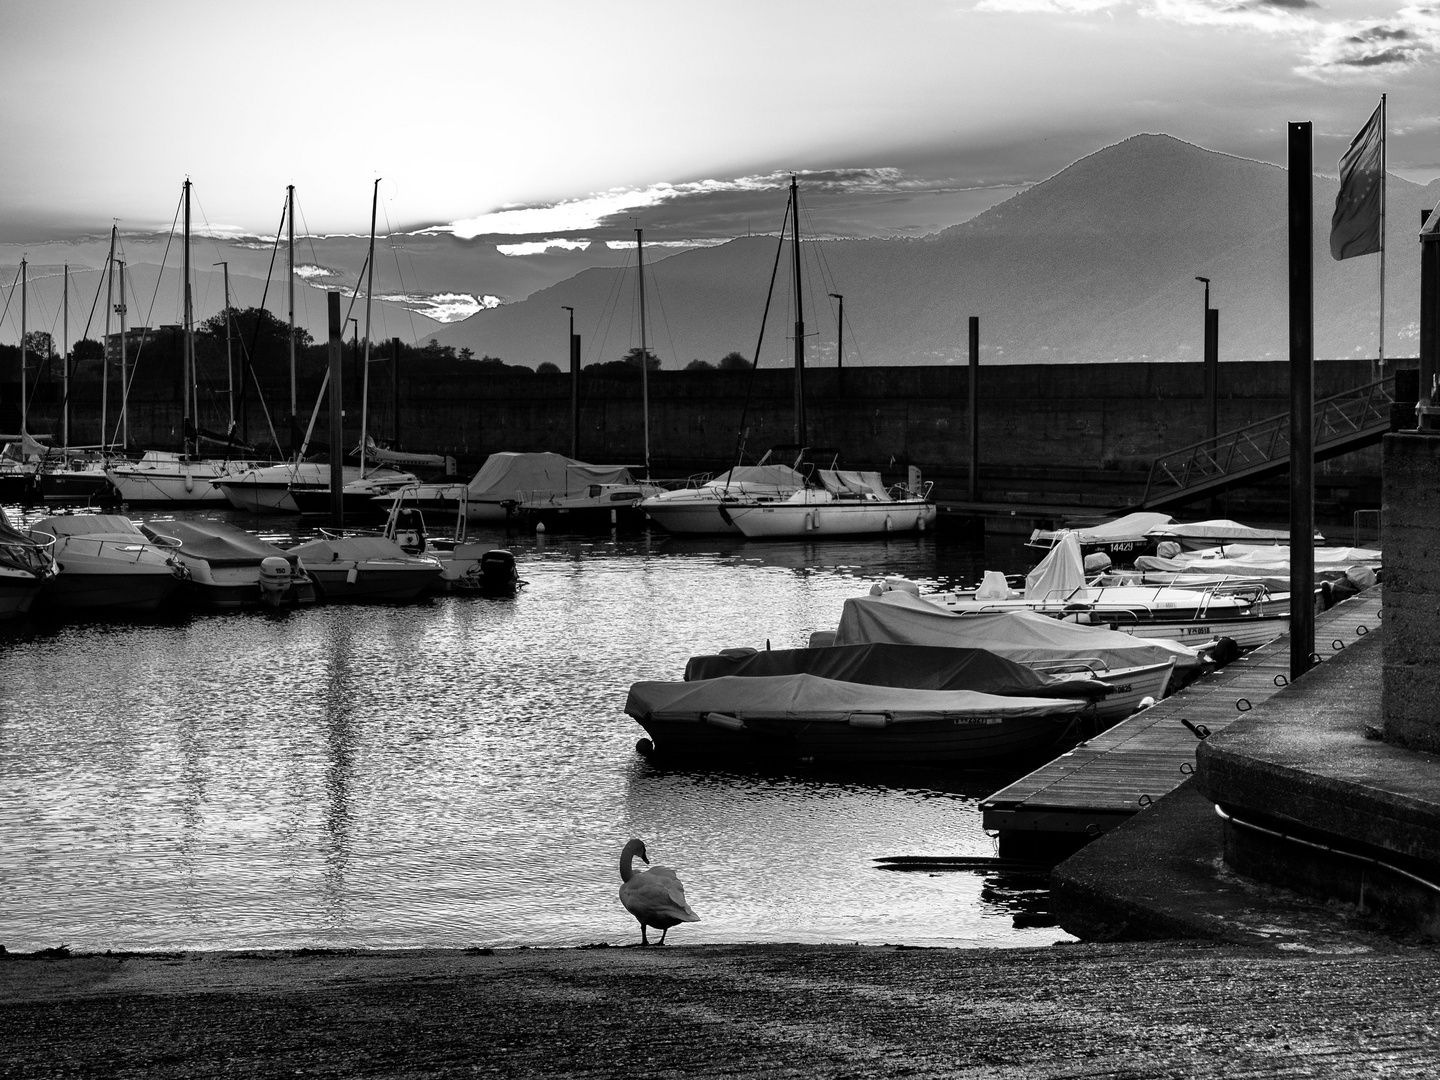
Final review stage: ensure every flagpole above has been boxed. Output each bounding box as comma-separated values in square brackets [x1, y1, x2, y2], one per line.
[1379, 93, 1387, 371]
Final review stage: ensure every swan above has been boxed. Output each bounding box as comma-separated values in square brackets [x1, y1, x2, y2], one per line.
[618, 838, 700, 945]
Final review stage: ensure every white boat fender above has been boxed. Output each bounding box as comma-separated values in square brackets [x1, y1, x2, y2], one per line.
[183, 465, 194, 493]
[535, 521, 546, 533]
[884, 514, 893, 532]
[848, 713, 890, 728]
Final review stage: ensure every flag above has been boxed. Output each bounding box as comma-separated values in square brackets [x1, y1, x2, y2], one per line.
[1330, 102, 1384, 260]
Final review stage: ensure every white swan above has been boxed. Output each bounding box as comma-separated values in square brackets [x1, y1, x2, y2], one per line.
[618, 838, 700, 946]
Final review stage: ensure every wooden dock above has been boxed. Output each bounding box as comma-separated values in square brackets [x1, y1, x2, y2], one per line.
[981, 588, 1383, 857]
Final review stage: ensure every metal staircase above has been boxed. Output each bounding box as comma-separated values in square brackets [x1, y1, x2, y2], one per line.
[1136, 376, 1396, 510]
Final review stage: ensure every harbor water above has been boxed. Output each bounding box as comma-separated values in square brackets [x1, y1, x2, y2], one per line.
[0, 507, 1070, 952]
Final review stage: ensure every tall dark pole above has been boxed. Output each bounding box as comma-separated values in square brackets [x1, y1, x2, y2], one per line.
[829, 292, 843, 399]
[1196, 276, 1217, 441]
[968, 316, 979, 502]
[563, 305, 578, 457]
[392, 337, 401, 449]
[1288, 121, 1315, 681]
[791, 177, 806, 447]
[327, 292, 345, 528]
[1419, 208, 1439, 428]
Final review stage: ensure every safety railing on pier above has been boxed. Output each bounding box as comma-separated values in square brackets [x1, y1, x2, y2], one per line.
[1137, 376, 1395, 510]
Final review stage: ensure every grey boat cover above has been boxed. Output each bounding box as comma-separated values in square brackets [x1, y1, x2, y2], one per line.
[684, 643, 1110, 700]
[289, 535, 418, 563]
[1146, 519, 1324, 545]
[1030, 511, 1174, 548]
[142, 519, 291, 567]
[626, 673, 1088, 725]
[707, 464, 806, 490]
[31, 514, 145, 538]
[832, 591, 1204, 677]
[464, 452, 633, 502]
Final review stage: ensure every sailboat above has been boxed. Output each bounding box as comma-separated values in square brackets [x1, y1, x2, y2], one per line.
[719, 178, 937, 540]
[0, 259, 53, 503]
[106, 181, 259, 506]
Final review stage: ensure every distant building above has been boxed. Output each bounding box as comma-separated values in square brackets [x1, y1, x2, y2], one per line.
[103, 325, 178, 365]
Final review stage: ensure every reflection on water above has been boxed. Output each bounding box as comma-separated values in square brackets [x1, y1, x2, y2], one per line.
[0, 509, 1068, 951]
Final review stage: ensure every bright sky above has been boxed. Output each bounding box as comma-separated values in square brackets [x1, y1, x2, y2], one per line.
[4, 0, 1436, 248]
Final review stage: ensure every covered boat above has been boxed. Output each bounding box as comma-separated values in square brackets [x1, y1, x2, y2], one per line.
[826, 591, 1208, 720]
[640, 464, 807, 535]
[1132, 543, 1381, 598]
[1027, 511, 1175, 561]
[287, 534, 442, 602]
[626, 673, 1092, 765]
[684, 643, 1111, 703]
[141, 518, 318, 609]
[390, 452, 639, 525]
[1145, 518, 1324, 551]
[28, 514, 186, 614]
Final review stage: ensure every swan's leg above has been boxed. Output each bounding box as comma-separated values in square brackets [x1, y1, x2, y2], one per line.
[639, 922, 650, 946]
[658, 927, 669, 945]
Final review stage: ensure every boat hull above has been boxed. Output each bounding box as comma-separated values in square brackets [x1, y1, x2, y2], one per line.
[107, 463, 248, 506]
[641, 499, 742, 535]
[728, 499, 937, 538]
[38, 568, 182, 614]
[38, 468, 114, 504]
[303, 565, 440, 603]
[217, 479, 301, 514]
[634, 711, 1080, 765]
[0, 568, 44, 619]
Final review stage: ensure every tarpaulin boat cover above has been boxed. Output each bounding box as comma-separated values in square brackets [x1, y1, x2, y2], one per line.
[626, 673, 1087, 724]
[1024, 530, 1087, 601]
[31, 514, 145, 539]
[464, 452, 632, 501]
[1030, 511, 1174, 547]
[709, 464, 805, 489]
[832, 592, 1203, 677]
[289, 535, 414, 563]
[1146, 519, 1324, 545]
[819, 469, 889, 499]
[683, 643, 1110, 700]
[143, 519, 290, 567]
[1145, 543, 1382, 570]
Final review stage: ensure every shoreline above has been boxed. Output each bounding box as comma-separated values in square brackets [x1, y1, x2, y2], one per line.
[6, 939, 1440, 1077]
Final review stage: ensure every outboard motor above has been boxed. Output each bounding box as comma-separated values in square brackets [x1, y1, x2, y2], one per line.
[259, 556, 293, 608]
[479, 549, 519, 595]
[393, 508, 427, 555]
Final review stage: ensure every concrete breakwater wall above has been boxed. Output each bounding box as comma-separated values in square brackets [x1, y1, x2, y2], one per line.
[7, 358, 1393, 514]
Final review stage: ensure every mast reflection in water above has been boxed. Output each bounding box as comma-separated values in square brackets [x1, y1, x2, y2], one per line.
[0, 524, 1070, 951]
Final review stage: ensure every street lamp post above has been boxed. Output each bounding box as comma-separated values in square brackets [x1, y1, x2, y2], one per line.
[1196, 276, 1218, 442]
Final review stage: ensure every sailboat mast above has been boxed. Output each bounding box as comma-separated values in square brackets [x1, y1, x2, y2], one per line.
[217, 261, 233, 432]
[101, 226, 115, 452]
[360, 178, 379, 476]
[1379, 93, 1387, 370]
[636, 226, 650, 478]
[287, 183, 297, 456]
[790, 176, 806, 447]
[183, 179, 194, 456]
[19, 258, 26, 437]
[62, 263, 69, 449]
[117, 260, 128, 448]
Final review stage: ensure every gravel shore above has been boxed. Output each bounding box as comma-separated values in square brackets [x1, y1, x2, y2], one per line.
[5, 940, 1440, 1078]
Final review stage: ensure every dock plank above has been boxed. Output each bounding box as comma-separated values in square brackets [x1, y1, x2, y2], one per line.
[981, 589, 1382, 840]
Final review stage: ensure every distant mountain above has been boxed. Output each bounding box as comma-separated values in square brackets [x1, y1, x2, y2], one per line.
[432, 135, 1440, 367]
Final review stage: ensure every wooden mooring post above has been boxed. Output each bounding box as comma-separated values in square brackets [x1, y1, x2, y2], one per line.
[1288, 121, 1315, 681]
[327, 291, 344, 528]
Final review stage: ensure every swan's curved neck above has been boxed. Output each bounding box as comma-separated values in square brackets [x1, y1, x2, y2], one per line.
[619, 841, 644, 882]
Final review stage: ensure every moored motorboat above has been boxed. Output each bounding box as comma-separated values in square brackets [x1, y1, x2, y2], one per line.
[0, 509, 56, 620]
[1027, 511, 1175, 561]
[626, 673, 1094, 765]
[388, 452, 640, 526]
[287, 534, 442, 602]
[1144, 518, 1324, 552]
[141, 518, 318, 609]
[217, 462, 363, 514]
[522, 481, 663, 532]
[107, 450, 260, 507]
[28, 514, 187, 614]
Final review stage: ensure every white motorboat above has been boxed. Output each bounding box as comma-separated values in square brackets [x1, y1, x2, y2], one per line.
[0, 509, 56, 620]
[288, 534, 442, 603]
[1132, 542, 1381, 599]
[1145, 518, 1324, 552]
[28, 514, 187, 614]
[626, 673, 1093, 765]
[640, 463, 807, 534]
[141, 518, 318, 609]
[1027, 511, 1176, 560]
[381, 491, 526, 595]
[926, 531, 1289, 650]
[724, 469, 936, 539]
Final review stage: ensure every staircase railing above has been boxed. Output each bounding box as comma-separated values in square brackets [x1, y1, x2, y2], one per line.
[1139, 376, 1395, 508]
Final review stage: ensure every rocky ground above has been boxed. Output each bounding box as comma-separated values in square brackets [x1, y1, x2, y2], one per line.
[4, 939, 1440, 1078]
